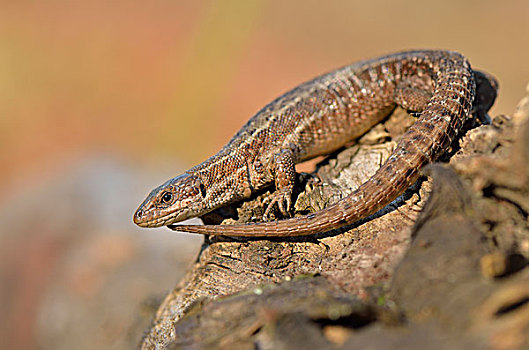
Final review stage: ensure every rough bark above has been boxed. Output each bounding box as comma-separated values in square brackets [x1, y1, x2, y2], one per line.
[140, 86, 529, 349]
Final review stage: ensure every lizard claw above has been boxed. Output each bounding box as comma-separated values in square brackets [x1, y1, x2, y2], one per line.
[263, 190, 292, 219]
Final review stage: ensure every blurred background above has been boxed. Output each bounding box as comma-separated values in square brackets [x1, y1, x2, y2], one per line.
[1, 0, 528, 348]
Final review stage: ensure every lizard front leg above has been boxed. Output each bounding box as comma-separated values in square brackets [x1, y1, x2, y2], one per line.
[263, 148, 297, 218]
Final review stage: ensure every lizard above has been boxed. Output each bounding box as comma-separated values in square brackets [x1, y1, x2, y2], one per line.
[133, 50, 497, 237]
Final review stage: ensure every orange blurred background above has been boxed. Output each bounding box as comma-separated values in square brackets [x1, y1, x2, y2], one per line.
[1, 1, 528, 348]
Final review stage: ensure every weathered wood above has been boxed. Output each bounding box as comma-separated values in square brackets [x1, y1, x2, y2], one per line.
[141, 90, 529, 349]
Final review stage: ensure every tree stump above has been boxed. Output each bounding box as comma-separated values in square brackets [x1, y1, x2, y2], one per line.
[140, 85, 529, 350]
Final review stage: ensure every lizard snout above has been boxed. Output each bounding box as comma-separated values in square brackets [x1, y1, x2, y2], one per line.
[133, 208, 146, 226]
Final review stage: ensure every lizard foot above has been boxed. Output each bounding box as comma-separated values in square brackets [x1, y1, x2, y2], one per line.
[263, 190, 292, 220]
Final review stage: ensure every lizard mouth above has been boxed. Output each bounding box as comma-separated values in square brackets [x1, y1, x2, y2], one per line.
[133, 207, 193, 228]
[134, 210, 172, 227]
[134, 214, 175, 228]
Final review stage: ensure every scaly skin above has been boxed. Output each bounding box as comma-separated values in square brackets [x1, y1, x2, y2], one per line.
[133, 50, 497, 237]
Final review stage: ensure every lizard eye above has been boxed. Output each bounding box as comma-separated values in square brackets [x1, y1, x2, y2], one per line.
[160, 192, 173, 204]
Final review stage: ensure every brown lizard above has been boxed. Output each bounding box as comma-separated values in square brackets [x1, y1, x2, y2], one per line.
[133, 50, 497, 237]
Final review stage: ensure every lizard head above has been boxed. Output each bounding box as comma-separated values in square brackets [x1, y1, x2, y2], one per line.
[133, 173, 208, 227]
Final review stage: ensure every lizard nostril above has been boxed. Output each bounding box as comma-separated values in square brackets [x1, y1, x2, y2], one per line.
[133, 209, 143, 224]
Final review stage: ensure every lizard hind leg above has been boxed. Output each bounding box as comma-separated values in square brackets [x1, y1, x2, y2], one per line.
[394, 80, 433, 113]
[263, 148, 297, 219]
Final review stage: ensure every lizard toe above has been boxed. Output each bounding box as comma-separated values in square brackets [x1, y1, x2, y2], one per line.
[263, 191, 292, 219]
